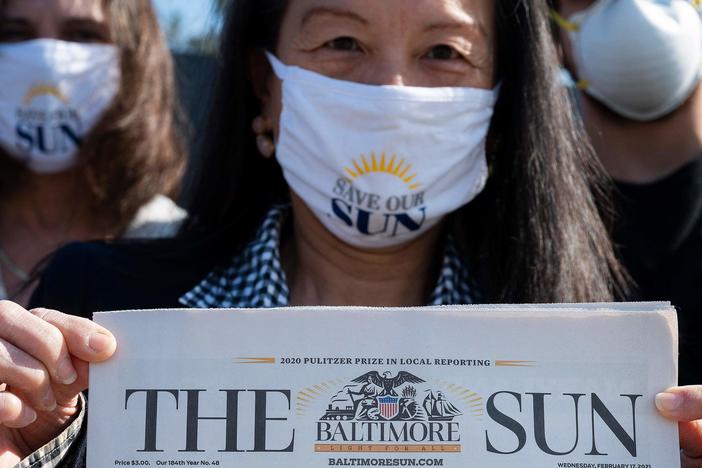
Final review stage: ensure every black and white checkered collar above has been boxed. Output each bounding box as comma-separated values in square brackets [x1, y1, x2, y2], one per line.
[180, 205, 475, 308]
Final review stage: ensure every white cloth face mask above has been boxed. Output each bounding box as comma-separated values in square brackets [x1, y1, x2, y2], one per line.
[267, 53, 499, 249]
[0, 39, 121, 173]
[561, 0, 702, 121]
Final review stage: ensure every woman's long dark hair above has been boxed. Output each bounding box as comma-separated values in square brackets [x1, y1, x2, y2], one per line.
[185, 0, 627, 303]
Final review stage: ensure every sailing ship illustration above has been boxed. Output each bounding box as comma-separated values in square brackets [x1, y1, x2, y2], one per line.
[423, 391, 462, 421]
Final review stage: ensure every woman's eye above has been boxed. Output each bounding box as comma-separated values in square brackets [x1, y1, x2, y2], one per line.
[425, 45, 461, 61]
[63, 27, 108, 43]
[324, 37, 361, 52]
[0, 27, 33, 42]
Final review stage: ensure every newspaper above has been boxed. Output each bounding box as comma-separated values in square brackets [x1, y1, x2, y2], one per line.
[88, 303, 680, 468]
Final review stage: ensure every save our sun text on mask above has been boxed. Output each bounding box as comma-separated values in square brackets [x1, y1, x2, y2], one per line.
[331, 177, 427, 238]
[15, 107, 83, 156]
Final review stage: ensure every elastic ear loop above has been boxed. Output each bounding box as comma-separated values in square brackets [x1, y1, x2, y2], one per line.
[549, 10, 591, 90]
[265, 51, 288, 81]
[549, 9, 580, 32]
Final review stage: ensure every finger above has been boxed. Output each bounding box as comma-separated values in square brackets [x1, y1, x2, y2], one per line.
[0, 301, 77, 385]
[11, 356, 89, 421]
[680, 420, 702, 460]
[656, 387, 702, 421]
[681, 454, 702, 468]
[0, 339, 56, 411]
[0, 391, 37, 428]
[51, 356, 90, 406]
[31, 308, 116, 363]
[12, 359, 89, 415]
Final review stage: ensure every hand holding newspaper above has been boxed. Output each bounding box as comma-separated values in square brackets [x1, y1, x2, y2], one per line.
[88, 303, 679, 468]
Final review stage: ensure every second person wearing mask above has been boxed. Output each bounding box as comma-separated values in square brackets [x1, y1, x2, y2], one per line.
[0, 0, 187, 305]
[553, 0, 702, 386]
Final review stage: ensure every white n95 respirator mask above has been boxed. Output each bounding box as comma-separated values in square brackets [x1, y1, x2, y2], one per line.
[267, 53, 499, 249]
[0, 39, 120, 173]
[554, 0, 702, 121]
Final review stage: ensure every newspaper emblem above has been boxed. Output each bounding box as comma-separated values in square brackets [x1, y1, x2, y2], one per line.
[320, 370, 462, 422]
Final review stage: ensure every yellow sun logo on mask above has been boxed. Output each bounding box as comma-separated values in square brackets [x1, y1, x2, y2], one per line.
[23, 83, 68, 105]
[344, 152, 421, 190]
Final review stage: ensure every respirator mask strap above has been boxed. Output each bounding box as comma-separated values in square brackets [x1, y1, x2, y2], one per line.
[549, 9, 591, 90]
[549, 9, 579, 32]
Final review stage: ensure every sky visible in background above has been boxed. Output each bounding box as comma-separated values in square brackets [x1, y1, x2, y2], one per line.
[153, 0, 218, 49]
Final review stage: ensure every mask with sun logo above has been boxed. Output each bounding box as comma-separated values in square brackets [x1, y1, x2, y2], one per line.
[0, 39, 120, 173]
[267, 53, 499, 249]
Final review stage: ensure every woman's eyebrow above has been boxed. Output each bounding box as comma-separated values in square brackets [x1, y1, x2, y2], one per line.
[63, 18, 106, 28]
[0, 17, 31, 26]
[423, 19, 487, 38]
[300, 6, 369, 28]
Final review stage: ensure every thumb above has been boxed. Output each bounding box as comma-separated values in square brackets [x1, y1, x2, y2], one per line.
[31, 308, 117, 363]
[656, 387, 702, 460]
[656, 387, 702, 422]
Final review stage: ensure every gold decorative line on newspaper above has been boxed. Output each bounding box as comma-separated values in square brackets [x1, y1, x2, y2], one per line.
[430, 381, 483, 419]
[315, 444, 462, 453]
[296, 380, 338, 419]
[494, 360, 537, 367]
[232, 357, 276, 364]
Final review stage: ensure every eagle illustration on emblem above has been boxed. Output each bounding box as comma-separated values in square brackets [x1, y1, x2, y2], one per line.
[320, 370, 462, 422]
[352, 371, 425, 396]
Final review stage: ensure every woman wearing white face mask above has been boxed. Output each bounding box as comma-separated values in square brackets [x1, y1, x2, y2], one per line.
[553, 0, 702, 378]
[0, 0, 186, 305]
[1, 0, 692, 466]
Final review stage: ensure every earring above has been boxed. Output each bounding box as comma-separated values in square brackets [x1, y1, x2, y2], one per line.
[252, 116, 276, 158]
